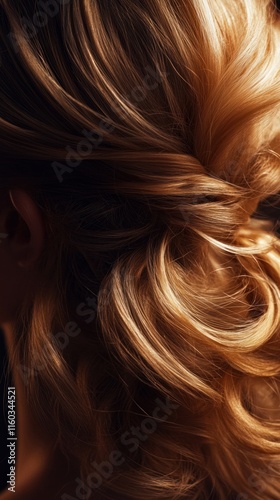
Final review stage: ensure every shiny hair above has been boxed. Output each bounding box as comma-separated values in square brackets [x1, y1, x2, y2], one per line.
[1, 0, 280, 498]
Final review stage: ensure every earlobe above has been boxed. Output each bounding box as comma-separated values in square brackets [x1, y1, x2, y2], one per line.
[8, 189, 45, 268]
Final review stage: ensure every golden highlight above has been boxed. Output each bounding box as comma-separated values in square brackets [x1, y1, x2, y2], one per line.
[0, 0, 280, 498]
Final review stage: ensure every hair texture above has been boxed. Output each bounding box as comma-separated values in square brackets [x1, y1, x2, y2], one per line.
[1, 0, 280, 498]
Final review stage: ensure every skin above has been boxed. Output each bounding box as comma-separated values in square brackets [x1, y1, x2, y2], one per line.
[0, 190, 80, 499]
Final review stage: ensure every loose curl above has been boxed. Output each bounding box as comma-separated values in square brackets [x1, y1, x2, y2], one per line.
[1, 0, 280, 498]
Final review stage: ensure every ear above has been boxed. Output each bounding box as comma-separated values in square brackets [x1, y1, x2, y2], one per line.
[8, 189, 45, 268]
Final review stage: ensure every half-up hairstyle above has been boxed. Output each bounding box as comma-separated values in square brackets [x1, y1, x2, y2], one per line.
[0, 0, 280, 498]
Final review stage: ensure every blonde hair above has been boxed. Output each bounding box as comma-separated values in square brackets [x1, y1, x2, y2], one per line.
[1, 0, 280, 498]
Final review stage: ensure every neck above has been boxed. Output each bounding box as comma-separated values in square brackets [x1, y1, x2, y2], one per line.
[2, 323, 56, 485]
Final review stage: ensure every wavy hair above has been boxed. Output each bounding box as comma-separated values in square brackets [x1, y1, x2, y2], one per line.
[1, 0, 280, 498]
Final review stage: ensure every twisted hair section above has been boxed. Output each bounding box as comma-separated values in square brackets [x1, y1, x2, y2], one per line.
[0, 0, 280, 497]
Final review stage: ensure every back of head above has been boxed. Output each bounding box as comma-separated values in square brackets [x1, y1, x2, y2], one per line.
[0, 0, 280, 498]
